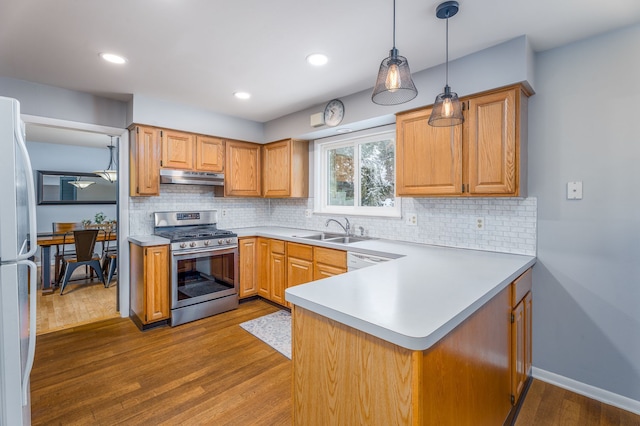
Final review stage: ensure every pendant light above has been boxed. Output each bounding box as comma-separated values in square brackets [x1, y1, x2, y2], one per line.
[68, 176, 95, 190]
[429, 1, 464, 127]
[93, 137, 118, 182]
[371, 0, 418, 105]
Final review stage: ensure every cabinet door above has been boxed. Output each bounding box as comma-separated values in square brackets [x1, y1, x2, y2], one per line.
[396, 107, 463, 196]
[196, 136, 224, 172]
[270, 252, 287, 305]
[263, 140, 291, 197]
[467, 89, 518, 195]
[257, 238, 270, 298]
[162, 130, 194, 170]
[286, 257, 314, 308]
[239, 238, 258, 298]
[130, 126, 161, 196]
[313, 263, 346, 281]
[225, 140, 261, 196]
[145, 245, 170, 323]
[524, 291, 532, 377]
[511, 298, 526, 405]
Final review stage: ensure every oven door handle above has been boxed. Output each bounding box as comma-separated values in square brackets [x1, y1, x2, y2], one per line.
[172, 246, 238, 257]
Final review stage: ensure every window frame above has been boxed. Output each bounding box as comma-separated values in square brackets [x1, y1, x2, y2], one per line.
[314, 127, 401, 218]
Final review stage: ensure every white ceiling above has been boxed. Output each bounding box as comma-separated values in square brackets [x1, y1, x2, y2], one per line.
[2, 0, 640, 124]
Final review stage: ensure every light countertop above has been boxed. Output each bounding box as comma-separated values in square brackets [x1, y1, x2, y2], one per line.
[127, 235, 170, 247]
[235, 226, 536, 351]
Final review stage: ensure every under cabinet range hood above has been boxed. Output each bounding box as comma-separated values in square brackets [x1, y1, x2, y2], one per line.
[160, 169, 224, 186]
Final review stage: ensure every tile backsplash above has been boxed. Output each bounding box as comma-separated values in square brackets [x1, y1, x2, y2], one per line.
[129, 186, 537, 256]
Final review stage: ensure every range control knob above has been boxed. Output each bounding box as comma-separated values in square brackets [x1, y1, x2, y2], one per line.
[218, 239, 224, 245]
[179, 242, 187, 249]
[226, 238, 232, 244]
[204, 240, 210, 246]
[189, 242, 196, 248]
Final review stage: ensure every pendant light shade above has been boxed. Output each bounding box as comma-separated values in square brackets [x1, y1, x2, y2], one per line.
[68, 177, 95, 190]
[372, 0, 418, 105]
[429, 1, 464, 127]
[93, 137, 118, 182]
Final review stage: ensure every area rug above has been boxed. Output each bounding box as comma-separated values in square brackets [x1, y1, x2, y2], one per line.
[239, 310, 292, 359]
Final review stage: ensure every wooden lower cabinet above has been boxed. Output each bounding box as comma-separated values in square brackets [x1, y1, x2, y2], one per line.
[129, 243, 170, 326]
[313, 246, 347, 280]
[238, 237, 258, 298]
[511, 268, 533, 405]
[286, 242, 314, 308]
[293, 269, 533, 425]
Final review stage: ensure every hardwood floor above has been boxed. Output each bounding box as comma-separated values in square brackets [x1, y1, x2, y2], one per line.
[515, 379, 640, 426]
[31, 299, 291, 426]
[36, 266, 119, 335]
[31, 299, 639, 425]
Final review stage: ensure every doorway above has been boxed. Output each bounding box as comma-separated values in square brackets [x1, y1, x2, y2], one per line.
[23, 118, 128, 335]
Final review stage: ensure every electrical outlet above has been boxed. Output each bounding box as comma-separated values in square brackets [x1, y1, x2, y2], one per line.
[406, 213, 417, 226]
[221, 209, 227, 217]
[304, 209, 312, 218]
[475, 217, 485, 231]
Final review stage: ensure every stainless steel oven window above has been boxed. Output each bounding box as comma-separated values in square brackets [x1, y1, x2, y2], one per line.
[170, 247, 238, 310]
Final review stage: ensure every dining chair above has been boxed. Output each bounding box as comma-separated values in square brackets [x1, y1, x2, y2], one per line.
[52, 222, 84, 285]
[59, 229, 106, 295]
[101, 228, 118, 287]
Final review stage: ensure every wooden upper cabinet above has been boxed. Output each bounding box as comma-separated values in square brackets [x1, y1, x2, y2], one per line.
[395, 84, 529, 198]
[225, 140, 261, 197]
[467, 88, 525, 196]
[262, 139, 309, 198]
[162, 129, 194, 170]
[196, 136, 224, 172]
[396, 107, 463, 196]
[130, 125, 161, 197]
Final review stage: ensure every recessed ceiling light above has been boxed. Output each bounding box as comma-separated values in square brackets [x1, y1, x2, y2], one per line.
[99, 52, 127, 64]
[234, 91, 251, 100]
[306, 53, 328, 66]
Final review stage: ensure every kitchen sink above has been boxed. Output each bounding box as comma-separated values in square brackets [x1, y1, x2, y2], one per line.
[295, 232, 344, 241]
[325, 236, 370, 244]
[295, 233, 372, 244]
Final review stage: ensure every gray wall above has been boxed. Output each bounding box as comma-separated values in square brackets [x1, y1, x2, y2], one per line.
[27, 141, 118, 233]
[529, 23, 640, 401]
[0, 77, 127, 128]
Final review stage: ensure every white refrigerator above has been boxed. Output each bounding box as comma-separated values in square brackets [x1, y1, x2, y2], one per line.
[0, 96, 38, 425]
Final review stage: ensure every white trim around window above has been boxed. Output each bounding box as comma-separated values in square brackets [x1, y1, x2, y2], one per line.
[314, 125, 401, 218]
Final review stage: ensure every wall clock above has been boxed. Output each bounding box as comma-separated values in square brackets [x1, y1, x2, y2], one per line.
[324, 99, 345, 127]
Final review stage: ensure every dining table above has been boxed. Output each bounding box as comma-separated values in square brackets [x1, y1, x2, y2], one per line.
[36, 230, 117, 295]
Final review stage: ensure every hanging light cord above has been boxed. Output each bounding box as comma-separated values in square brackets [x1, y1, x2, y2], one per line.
[445, 13, 449, 87]
[392, 0, 397, 49]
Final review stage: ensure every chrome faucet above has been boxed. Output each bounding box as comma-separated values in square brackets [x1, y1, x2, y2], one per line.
[325, 217, 351, 236]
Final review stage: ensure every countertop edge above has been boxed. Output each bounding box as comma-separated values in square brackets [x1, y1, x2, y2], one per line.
[127, 235, 170, 247]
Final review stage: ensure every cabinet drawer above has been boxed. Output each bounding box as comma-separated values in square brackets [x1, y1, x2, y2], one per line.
[287, 242, 313, 261]
[270, 239, 286, 254]
[511, 268, 532, 307]
[314, 247, 346, 269]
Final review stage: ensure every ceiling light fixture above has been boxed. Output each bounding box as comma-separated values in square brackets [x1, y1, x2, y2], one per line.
[68, 176, 95, 190]
[428, 1, 464, 127]
[99, 52, 127, 64]
[306, 53, 328, 66]
[234, 91, 251, 100]
[372, 0, 418, 105]
[93, 137, 118, 183]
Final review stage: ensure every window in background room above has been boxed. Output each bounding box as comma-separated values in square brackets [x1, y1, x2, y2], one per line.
[316, 129, 400, 217]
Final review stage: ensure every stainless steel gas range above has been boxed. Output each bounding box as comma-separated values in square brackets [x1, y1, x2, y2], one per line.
[154, 210, 238, 326]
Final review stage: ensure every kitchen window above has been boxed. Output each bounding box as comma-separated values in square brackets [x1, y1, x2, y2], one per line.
[315, 128, 400, 217]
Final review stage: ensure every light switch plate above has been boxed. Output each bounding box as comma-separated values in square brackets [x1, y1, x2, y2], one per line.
[567, 181, 583, 200]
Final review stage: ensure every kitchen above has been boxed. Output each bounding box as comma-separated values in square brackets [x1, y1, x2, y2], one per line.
[1, 1, 639, 425]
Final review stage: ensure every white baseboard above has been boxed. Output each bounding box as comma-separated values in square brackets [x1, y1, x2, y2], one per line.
[533, 367, 640, 415]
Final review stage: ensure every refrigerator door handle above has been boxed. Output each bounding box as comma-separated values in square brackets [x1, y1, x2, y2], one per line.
[15, 117, 38, 260]
[17, 259, 37, 406]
